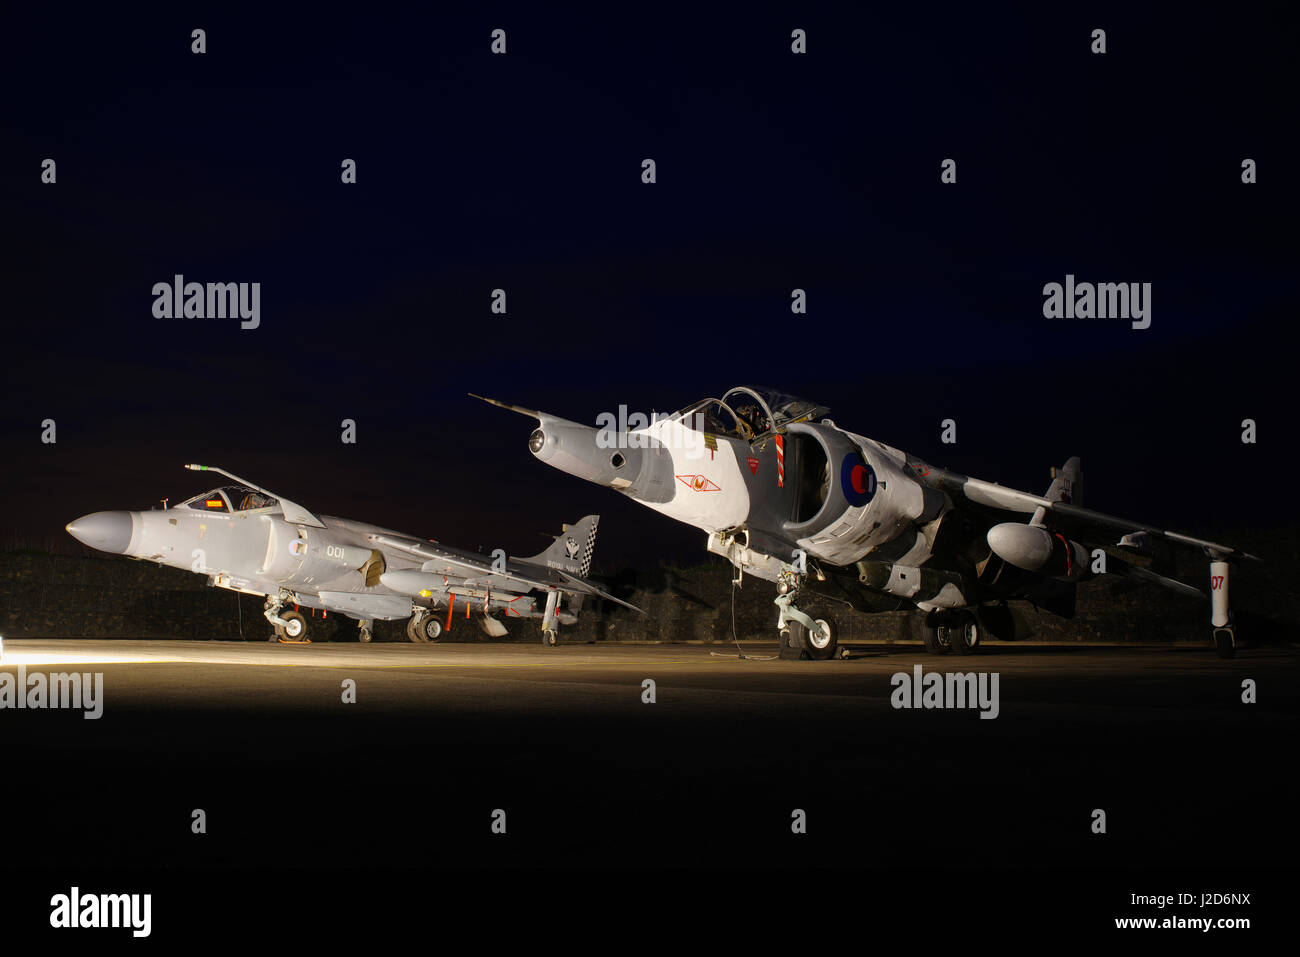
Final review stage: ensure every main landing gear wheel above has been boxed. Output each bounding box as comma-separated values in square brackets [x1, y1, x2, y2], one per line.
[949, 610, 981, 655]
[925, 611, 981, 655]
[542, 629, 558, 647]
[275, 610, 310, 644]
[406, 614, 442, 643]
[1213, 627, 1236, 659]
[359, 626, 373, 643]
[923, 620, 952, 655]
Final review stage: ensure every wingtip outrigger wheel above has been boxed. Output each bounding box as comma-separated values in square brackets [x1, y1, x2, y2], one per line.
[540, 590, 561, 646]
[1210, 559, 1236, 659]
[1206, 561, 1237, 657]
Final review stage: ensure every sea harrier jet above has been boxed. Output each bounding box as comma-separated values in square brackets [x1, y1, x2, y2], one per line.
[66, 465, 635, 643]
[477, 387, 1254, 659]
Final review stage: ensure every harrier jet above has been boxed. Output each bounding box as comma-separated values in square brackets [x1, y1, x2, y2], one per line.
[66, 465, 634, 643]
[478, 386, 1255, 659]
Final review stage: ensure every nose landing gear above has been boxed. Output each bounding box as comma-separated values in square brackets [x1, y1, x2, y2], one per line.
[264, 592, 312, 644]
[774, 573, 839, 660]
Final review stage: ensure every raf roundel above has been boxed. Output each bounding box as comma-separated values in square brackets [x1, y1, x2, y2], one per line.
[840, 453, 877, 508]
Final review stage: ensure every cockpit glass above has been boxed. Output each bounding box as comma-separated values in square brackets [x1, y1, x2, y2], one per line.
[183, 486, 278, 512]
[699, 402, 741, 436]
[229, 487, 278, 511]
[187, 490, 230, 512]
[730, 400, 771, 436]
[673, 399, 749, 439]
[722, 386, 829, 433]
[672, 388, 829, 440]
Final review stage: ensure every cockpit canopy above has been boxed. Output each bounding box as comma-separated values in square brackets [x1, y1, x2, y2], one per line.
[180, 486, 279, 513]
[672, 386, 828, 440]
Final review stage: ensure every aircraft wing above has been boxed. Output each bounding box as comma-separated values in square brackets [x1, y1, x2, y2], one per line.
[920, 465, 1258, 562]
[369, 533, 644, 612]
[369, 533, 501, 577]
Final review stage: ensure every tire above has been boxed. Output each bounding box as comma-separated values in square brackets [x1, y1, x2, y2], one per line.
[279, 611, 307, 641]
[802, 614, 838, 661]
[778, 626, 809, 660]
[950, 610, 981, 655]
[542, 629, 558, 647]
[923, 620, 951, 655]
[406, 616, 426, 643]
[1213, 627, 1236, 659]
[359, 628, 372, 643]
[421, 617, 443, 641]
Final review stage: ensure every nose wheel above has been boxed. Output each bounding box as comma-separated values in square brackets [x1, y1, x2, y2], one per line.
[264, 593, 311, 644]
[774, 584, 839, 660]
[274, 610, 310, 644]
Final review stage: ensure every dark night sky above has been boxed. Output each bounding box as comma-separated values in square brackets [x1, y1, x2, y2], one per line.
[0, 5, 1293, 567]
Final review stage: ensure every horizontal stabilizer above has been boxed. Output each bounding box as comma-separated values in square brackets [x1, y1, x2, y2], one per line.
[556, 569, 645, 615]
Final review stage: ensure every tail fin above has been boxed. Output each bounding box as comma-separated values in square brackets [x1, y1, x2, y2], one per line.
[527, 515, 599, 577]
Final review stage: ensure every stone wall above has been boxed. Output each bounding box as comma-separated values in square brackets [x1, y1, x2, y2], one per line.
[1, 524, 1295, 644]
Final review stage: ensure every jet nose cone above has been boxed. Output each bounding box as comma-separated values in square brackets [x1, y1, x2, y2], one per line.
[66, 511, 135, 554]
